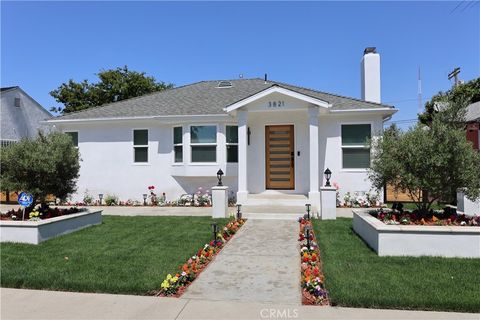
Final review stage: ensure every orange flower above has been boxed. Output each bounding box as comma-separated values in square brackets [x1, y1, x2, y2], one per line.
[182, 264, 189, 272]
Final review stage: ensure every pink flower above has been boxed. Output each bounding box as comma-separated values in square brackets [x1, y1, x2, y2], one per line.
[333, 182, 340, 190]
[198, 187, 203, 190]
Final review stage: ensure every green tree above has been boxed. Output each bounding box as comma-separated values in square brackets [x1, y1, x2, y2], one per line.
[0, 132, 80, 209]
[418, 77, 480, 126]
[369, 119, 480, 213]
[50, 66, 173, 114]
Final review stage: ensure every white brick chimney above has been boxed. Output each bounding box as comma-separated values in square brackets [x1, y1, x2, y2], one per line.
[361, 47, 381, 103]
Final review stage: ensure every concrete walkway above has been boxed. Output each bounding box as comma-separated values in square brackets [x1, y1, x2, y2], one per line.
[0, 204, 355, 218]
[0, 204, 231, 217]
[182, 219, 301, 304]
[1, 288, 477, 320]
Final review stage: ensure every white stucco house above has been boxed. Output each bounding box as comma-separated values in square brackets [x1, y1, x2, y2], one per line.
[48, 48, 396, 212]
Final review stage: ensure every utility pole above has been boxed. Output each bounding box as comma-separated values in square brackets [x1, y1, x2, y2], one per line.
[448, 67, 461, 86]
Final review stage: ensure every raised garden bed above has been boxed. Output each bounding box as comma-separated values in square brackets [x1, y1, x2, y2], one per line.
[298, 217, 329, 305]
[353, 210, 480, 258]
[0, 210, 102, 244]
[152, 218, 246, 297]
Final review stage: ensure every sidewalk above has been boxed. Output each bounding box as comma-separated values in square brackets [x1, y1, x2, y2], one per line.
[1, 288, 477, 320]
[0, 204, 229, 217]
[0, 204, 354, 218]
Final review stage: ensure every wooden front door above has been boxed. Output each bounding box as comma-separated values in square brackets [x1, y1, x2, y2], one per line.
[265, 125, 295, 189]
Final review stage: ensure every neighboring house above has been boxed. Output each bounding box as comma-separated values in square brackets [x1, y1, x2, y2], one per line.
[466, 101, 480, 150]
[1, 86, 52, 146]
[1, 86, 52, 203]
[48, 48, 397, 212]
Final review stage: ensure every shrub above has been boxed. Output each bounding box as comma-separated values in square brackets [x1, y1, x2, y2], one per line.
[0, 131, 80, 209]
[104, 194, 119, 206]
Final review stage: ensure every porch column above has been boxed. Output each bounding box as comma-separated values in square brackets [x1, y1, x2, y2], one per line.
[237, 109, 248, 203]
[308, 106, 321, 213]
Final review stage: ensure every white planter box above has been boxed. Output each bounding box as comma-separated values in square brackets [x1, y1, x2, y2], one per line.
[353, 210, 480, 258]
[0, 210, 102, 245]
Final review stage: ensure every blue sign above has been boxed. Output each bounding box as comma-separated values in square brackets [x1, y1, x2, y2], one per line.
[18, 192, 33, 207]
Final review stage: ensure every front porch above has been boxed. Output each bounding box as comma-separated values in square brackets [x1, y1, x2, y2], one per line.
[225, 86, 328, 213]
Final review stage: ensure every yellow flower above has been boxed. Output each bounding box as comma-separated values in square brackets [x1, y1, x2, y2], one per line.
[166, 274, 172, 280]
[161, 280, 170, 289]
[171, 276, 178, 283]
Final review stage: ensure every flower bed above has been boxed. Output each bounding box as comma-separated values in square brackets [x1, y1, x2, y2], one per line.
[152, 218, 246, 297]
[0, 210, 102, 244]
[70, 186, 239, 207]
[354, 210, 480, 257]
[369, 208, 480, 227]
[298, 217, 329, 305]
[1, 207, 87, 221]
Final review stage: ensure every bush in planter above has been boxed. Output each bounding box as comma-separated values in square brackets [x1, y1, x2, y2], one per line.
[104, 194, 119, 206]
[0, 131, 80, 212]
[83, 190, 94, 205]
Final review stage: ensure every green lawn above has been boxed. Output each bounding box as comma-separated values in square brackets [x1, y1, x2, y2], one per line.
[314, 218, 480, 313]
[1, 216, 228, 295]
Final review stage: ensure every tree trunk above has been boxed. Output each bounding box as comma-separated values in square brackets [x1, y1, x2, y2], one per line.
[421, 189, 430, 216]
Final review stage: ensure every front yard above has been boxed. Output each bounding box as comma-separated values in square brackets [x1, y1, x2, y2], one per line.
[1, 216, 228, 295]
[314, 218, 480, 313]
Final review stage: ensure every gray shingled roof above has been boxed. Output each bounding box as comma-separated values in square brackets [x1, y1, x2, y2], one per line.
[466, 101, 480, 122]
[52, 78, 394, 121]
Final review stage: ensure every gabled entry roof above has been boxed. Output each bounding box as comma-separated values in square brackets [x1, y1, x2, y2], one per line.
[50, 78, 395, 122]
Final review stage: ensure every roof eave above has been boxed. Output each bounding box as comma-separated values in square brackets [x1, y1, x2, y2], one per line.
[223, 85, 332, 112]
[45, 113, 231, 124]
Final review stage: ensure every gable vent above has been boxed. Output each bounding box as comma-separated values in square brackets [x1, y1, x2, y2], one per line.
[217, 81, 233, 88]
[14, 97, 21, 107]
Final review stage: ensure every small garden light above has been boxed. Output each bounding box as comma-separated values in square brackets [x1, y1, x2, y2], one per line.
[211, 222, 219, 245]
[236, 204, 242, 220]
[305, 203, 311, 220]
[324, 168, 332, 187]
[216, 169, 224, 186]
[305, 225, 312, 249]
[143, 194, 148, 206]
[98, 194, 103, 205]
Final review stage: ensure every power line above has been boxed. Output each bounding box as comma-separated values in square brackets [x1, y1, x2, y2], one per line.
[384, 119, 418, 124]
[461, 1, 478, 12]
[450, 1, 467, 14]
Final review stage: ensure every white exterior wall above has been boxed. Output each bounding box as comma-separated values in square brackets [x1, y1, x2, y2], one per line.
[319, 113, 384, 201]
[57, 120, 237, 203]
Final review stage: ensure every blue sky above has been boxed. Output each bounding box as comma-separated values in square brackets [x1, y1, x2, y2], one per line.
[1, 1, 479, 127]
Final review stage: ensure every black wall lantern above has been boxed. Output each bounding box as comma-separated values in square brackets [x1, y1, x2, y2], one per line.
[247, 127, 251, 145]
[236, 204, 242, 220]
[98, 194, 103, 205]
[324, 168, 332, 187]
[143, 194, 148, 206]
[305, 203, 311, 220]
[216, 169, 224, 186]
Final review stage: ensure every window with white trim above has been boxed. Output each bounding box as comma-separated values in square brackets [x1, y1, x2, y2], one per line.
[173, 126, 183, 163]
[226, 125, 238, 163]
[190, 125, 216, 162]
[341, 124, 371, 168]
[133, 129, 148, 163]
[65, 131, 78, 147]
